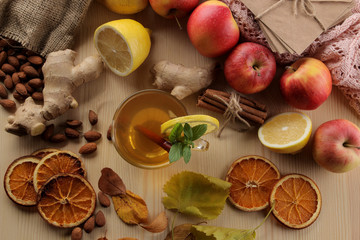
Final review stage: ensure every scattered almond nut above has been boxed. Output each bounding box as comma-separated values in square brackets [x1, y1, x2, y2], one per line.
[84, 130, 102, 142]
[7, 55, 19, 69]
[98, 191, 111, 207]
[32, 92, 43, 101]
[27, 55, 44, 65]
[50, 133, 66, 143]
[1, 63, 16, 74]
[0, 69, 5, 80]
[28, 78, 43, 88]
[71, 227, 83, 240]
[19, 62, 31, 72]
[107, 125, 112, 141]
[0, 51, 7, 66]
[16, 54, 27, 61]
[4, 75, 13, 90]
[42, 124, 54, 141]
[66, 119, 82, 128]
[95, 210, 106, 227]
[79, 142, 97, 154]
[0, 84, 8, 98]
[65, 128, 80, 139]
[24, 83, 34, 94]
[12, 91, 26, 101]
[83, 216, 95, 233]
[12, 72, 20, 85]
[23, 65, 39, 78]
[0, 99, 16, 110]
[15, 83, 27, 96]
[89, 110, 98, 125]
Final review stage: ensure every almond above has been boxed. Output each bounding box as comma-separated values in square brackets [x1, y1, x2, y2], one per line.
[13, 90, 26, 102]
[65, 128, 80, 139]
[42, 124, 54, 141]
[1, 63, 16, 74]
[89, 110, 98, 125]
[15, 83, 27, 96]
[84, 130, 102, 142]
[66, 119, 82, 128]
[32, 92, 43, 101]
[4, 75, 13, 90]
[95, 210, 106, 227]
[83, 216, 95, 233]
[12, 72, 20, 85]
[27, 55, 44, 65]
[71, 227, 82, 240]
[50, 133, 66, 143]
[107, 125, 112, 141]
[0, 69, 5, 80]
[28, 78, 43, 88]
[16, 54, 27, 61]
[23, 65, 39, 78]
[0, 51, 7, 66]
[79, 142, 97, 154]
[0, 84, 8, 98]
[24, 83, 34, 94]
[0, 99, 16, 110]
[7, 56, 19, 69]
[98, 191, 111, 207]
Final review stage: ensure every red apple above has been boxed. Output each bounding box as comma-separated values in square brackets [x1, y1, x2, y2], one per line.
[187, 0, 239, 58]
[224, 42, 276, 94]
[280, 57, 332, 110]
[312, 119, 360, 173]
[149, 0, 199, 19]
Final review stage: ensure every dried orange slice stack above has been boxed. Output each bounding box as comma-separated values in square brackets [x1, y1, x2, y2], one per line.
[31, 148, 59, 159]
[225, 155, 280, 211]
[37, 173, 96, 228]
[270, 174, 322, 229]
[33, 150, 86, 192]
[4, 156, 40, 206]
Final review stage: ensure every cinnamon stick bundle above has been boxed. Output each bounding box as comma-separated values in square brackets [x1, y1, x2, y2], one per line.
[197, 89, 268, 126]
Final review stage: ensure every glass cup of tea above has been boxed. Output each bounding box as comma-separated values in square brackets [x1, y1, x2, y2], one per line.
[112, 89, 208, 169]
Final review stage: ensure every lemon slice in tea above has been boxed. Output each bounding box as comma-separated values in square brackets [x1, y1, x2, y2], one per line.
[160, 114, 219, 136]
[258, 112, 312, 154]
[94, 19, 151, 77]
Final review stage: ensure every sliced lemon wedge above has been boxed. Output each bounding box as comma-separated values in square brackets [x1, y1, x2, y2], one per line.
[94, 19, 151, 77]
[160, 114, 219, 136]
[258, 112, 312, 154]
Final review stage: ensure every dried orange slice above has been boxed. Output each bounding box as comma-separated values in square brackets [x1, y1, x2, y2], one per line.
[4, 156, 40, 206]
[269, 174, 322, 229]
[31, 148, 59, 159]
[225, 155, 280, 211]
[37, 173, 96, 228]
[33, 151, 86, 192]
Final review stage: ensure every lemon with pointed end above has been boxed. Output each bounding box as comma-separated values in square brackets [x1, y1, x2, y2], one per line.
[94, 19, 151, 77]
[98, 0, 149, 14]
[258, 112, 312, 154]
[161, 114, 219, 136]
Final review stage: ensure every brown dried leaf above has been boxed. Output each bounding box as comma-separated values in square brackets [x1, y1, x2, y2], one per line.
[98, 168, 126, 196]
[140, 211, 168, 233]
[112, 190, 148, 225]
[164, 224, 196, 240]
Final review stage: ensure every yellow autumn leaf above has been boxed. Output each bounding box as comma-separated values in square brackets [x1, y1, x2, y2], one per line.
[112, 190, 148, 224]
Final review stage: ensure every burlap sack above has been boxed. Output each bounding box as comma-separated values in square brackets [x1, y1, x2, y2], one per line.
[0, 0, 92, 57]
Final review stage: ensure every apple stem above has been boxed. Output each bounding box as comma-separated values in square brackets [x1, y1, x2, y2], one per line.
[285, 66, 296, 72]
[174, 16, 182, 30]
[253, 66, 261, 76]
[343, 143, 360, 149]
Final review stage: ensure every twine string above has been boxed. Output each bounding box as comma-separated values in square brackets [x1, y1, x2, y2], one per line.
[215, 93, 251, 138]
[255, 0, 326, 30]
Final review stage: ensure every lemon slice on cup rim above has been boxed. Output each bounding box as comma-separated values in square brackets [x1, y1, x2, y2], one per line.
[160, 114, 219, 136]
[258, 112, 312, 154]
[94, 19, 151, 77]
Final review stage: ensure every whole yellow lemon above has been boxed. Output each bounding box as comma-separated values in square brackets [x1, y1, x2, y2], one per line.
[98, 0, 149, 14]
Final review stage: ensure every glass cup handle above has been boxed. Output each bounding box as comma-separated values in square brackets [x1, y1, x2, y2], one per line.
[192, 138, 209, 151]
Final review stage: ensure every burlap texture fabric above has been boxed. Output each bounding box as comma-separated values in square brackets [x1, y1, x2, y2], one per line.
[0, 0, 92, 57]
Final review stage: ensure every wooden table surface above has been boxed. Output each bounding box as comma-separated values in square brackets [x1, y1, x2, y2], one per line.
[1, 2, 359, 240]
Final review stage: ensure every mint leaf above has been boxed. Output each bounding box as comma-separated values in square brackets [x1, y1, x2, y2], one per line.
[169, 142, 182, 163]
[182, 145, 191, 164]
[192, 124, 207, 141]
[183, 123, 193, 140]
[169, 123, 183, 143]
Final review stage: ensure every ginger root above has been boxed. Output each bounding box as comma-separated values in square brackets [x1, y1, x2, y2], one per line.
[151, 60, 216, 100]
[5, 49, 104, 136]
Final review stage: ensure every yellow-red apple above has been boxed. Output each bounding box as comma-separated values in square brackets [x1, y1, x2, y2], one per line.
[187, 0, 239, 58]
[149, 0, 199, 19]
[280, 57, 332, 110]
[312, 119, 360, 173]
[224, 42, 276, 94]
